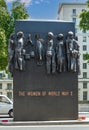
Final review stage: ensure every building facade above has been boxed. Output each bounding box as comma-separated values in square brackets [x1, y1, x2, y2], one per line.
[0, 71, 13, 100]
[58, 3, 89, 102]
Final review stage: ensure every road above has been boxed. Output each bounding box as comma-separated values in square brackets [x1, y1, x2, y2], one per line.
[79, 112, 89, 121]
[0, 112, 89, 130]
[0, 112, 89, 122]
[0, 125, 89, 130]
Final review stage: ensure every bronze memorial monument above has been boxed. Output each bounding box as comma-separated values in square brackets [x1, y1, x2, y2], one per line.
[8, 20, 80, 121]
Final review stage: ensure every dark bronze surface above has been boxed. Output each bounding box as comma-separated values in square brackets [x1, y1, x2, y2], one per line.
[13, 60, 78, 121]
[13, 20, 78, 121]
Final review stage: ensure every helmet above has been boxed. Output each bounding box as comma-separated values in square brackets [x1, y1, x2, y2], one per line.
[17, 31, 24, 38]
[48, 32, 54, 38]
[28, 34, 31, 38]
[68, 31, 73, 36]
[10, 33, 15, 39]
[57, 33, 63, 40]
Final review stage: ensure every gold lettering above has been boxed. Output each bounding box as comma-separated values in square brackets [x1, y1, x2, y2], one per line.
[19, 91, 25, 96]
[70, 91, 73, 96]
[61, 91, 69, 96]
[48, 91, 60, 96]
[27, 91, 41, 96]
[42, 91, 47, 96]
[18, 90, 73, 97]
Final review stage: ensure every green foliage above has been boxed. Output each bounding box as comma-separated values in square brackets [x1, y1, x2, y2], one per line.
[83, 53, 89, 63]
[0, 28, 7, 70]
[0, 0, 14, 70]
[0, 5, 13, 38]
[79, 0, 89, 62]
[79, 10, 89, 31]
[0, 0, 7, 8]
[87, 0, 89, 7]
[79, 0, 89, 31]
[0, 0, 29, 70]
[11, 0, 29, 20]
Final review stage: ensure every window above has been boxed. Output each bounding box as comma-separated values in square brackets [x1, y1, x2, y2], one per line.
[7, 83, 12, 90]
[0, 73, 2, 79]
[83, 82, 87, 89]
[83, 36, 86, 42]
[83, 63, 87, 69]
[72, 18, 76, 24]
[8, 74, 12, 79]
[83, 91, 87, 101]
[83, 54, 87, 60]
[83, 72, 87, 78]
[0, 84, 2, 89]
[72, 9, 76, 15]
[82, 30, 86, 33]
[83, 45, 87, 51]
[82, 9, 85, 12]
[7, 92, 12, 99]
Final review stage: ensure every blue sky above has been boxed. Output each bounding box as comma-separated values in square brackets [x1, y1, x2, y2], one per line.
[5, 0, 87, 19]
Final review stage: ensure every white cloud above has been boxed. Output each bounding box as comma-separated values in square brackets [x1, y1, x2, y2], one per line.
[5, 0, 32, 6]
[20, 0, 32, 5]
[5, 0, 15, 3]
[5, 0, 50, 5]
[34, 0, 50, 4]
[5, 0, 32, 5]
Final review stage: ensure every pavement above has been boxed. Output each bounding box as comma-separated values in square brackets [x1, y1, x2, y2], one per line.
[0, 112, 89, 125]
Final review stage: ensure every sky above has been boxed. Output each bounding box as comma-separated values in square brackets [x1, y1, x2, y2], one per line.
[5, 0, 87, 19]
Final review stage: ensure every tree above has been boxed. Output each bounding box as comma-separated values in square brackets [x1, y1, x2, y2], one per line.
[11, 0, 29, 32]
[83, 53, 89, 63]
[0, 0, 7, 8]
[0, 0, 12, 70]
[0, 0, 29, 70]
[79, 0, 89, 61]
[0, 4, 13, 39]
[11, 0, 29, 20]
[0, 28, 7, 70]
